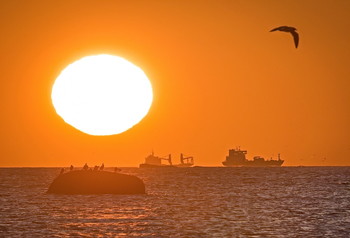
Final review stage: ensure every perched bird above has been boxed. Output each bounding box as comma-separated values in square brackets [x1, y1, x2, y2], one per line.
[83, 163, 89, 170]
[270, 26, 299, 48]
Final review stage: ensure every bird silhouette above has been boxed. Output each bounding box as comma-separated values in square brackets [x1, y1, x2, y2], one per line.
[270, 26, 299, 48]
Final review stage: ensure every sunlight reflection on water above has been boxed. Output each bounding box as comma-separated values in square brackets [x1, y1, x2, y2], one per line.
[0, 167, 349, 237]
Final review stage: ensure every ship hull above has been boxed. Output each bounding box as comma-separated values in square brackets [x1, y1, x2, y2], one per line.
[139, 163, 193, 168]
[139, 163, 176, 168]
[174, 163, 193, 168]
[222, 160, 284, 167]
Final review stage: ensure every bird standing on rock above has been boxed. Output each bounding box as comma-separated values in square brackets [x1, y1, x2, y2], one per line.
[270, 26, 299, 48]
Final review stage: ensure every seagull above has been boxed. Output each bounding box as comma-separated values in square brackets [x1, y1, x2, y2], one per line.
[270, 26, 299, 48]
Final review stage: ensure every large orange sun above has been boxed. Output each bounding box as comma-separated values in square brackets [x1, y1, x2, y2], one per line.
[51, 54, 153, 136]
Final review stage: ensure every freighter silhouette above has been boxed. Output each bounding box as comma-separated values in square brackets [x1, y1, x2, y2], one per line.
[222, 148, 284, 167]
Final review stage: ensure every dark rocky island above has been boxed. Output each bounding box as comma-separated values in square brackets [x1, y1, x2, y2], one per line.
[47, 170, 145, 194]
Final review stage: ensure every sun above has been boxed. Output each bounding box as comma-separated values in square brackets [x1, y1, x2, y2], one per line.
[51, 54, 153, 136]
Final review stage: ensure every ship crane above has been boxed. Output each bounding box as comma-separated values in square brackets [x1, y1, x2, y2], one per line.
[160, 154, 172, 165]
[180, 153, 194, 165]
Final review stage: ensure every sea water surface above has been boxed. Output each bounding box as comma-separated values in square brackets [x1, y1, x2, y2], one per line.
[0, 167, 349, 237]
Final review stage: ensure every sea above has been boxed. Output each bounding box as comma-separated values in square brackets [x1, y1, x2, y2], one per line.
[0, 167, 349, 237]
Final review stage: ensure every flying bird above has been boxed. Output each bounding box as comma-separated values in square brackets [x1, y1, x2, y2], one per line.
[270, 26, 299, 48]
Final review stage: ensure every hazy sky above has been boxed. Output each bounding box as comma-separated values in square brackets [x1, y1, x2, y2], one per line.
[1, 0, 349, 166]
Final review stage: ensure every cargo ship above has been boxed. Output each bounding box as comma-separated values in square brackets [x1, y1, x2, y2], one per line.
[222, 148, 284, 167]
[139, 152, 194, 168]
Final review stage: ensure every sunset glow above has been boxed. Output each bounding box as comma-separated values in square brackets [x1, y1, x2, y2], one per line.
[1, 1, 350, 237]
[51, 54, 153, 135]
[1, 0, 349, 167]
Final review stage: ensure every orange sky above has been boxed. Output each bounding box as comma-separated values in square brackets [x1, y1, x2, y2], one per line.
[1, 0, 349, 167]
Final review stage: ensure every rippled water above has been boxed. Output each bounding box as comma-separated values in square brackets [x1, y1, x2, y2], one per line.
[0, 167, 349, 237]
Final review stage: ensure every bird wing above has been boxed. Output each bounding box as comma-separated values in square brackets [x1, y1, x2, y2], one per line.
[270, 26, 290, 32]
[270, 26, 282, 32]
[290, 31, 299, 48]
